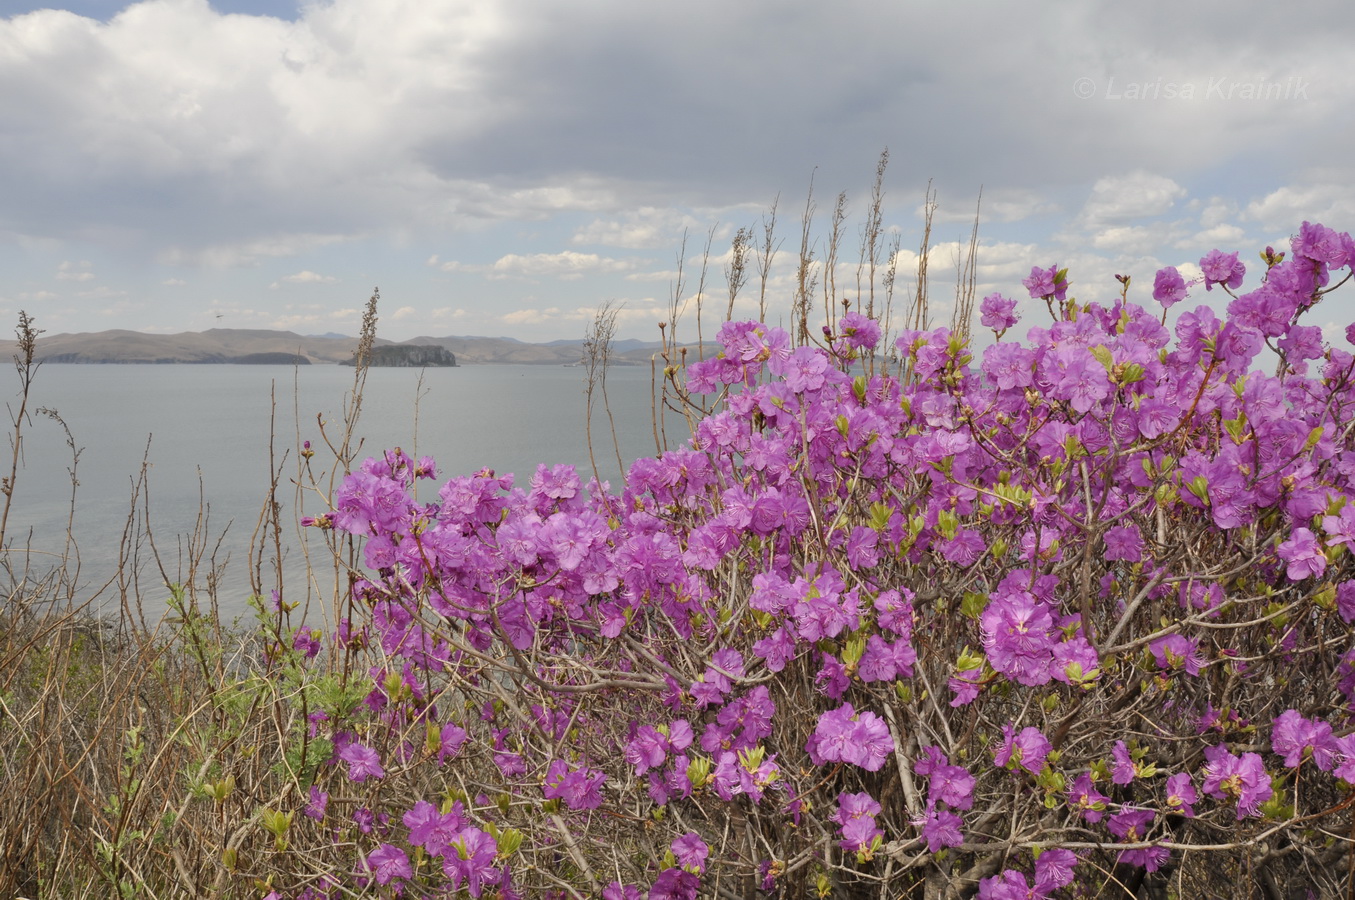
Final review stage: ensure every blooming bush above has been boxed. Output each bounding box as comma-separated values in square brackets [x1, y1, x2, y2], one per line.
[281, 222, 1355, 897]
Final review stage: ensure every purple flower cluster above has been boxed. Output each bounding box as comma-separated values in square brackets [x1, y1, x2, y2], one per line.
[806, 703, 893, 772]
[835, 791, 883, 857]
[276, 222, 1355, 898]
[994, 724, 1052, 775]
[978, 848, 1077, 899]
[914, 746, 974, 851]
[543, 759, 606, 810]
[1201, 745, 1272, 819]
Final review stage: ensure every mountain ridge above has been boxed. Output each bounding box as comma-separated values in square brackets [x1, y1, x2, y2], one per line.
[5, 328, 672, 366]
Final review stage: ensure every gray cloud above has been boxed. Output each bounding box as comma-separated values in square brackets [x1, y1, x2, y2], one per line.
[1, 0, 1354, 339]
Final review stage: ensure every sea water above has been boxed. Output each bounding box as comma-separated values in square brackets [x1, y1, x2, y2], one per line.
[2, 363, 677, 619]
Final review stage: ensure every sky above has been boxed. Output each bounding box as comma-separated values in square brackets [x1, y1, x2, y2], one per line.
[3, 0, 1355, 344]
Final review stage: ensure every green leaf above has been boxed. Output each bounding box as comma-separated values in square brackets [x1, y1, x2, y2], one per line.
[960, 592, 988, 620]
[956, 646, 985, 671]
[869, 502, 893, 532]
[842, 636, 866, 667]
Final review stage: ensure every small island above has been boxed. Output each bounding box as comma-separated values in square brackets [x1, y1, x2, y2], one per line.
[233, 352, 312, 365]
[344, 344, 458, 367]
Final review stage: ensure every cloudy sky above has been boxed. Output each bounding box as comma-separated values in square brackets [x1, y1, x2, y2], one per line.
[3, 0, 1354, 343]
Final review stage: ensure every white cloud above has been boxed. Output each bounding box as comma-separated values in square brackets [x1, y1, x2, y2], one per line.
[390, 305, 469, 326]
[498, 302, 666, 331]
[96, 299, 144, 317]
[481, 251, 644, 281]
[1197, 197, 1239, 229]
[1243, 184, 1355, 232]
[160, 233, 350, 268]
[1079, 172, 1187, 225]
[55, 260, 94, 281]
[501, 307, 563, 325]
[2, 1, 1355, 342]
[1090, 224, 1191, 256]
[933, 189, 1059, 225]
[200, 301, 362, 332]
[625, 269, 681, 283]
[1183, 223, 1247, 248]
[572, 207, 710, 249]
[74, 284, 126, 299]
[279, 270, 339, 284]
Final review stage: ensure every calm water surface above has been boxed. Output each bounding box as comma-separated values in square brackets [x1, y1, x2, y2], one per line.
[5, 364, 675, 618]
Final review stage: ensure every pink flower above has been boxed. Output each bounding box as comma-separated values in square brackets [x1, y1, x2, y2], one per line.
[404, 799, 464, 856]
[1277, 527, 1326, 580]
[917, 807, 963, 852]
[1111, 740, 1136, 785]
[443, 828, 499, 897]
[1053, 345, 1111, 413]
[981, 342, 1036, 391]
[543, 759, 607, 810]
[626, 726, 669, 775]
[1201, 745, 1272, 819]
[857, 634, 917, 682]
[363, 843, 412, 886]
[1271, 709, 1338, 770]
[339, 742, 384, 782]
[436, 722, 468, 765]
[994, 724, 1051, 775]
[1165, 772, 1198, 817]
[1023, 264, 1069, 301]
[1149, 634, 1204, 676]
[1067, 772, 1108, 823]
[1152, 266, 1188, 308]
[1337, 581, 1355, 624]
[1322, 506, 1355, 547]
[949, 668, 982, 707]
[806, 704, 894, 772]
[649, 867, 701, 900]
[302, 785, 328, 821]
[1103, 525, 1144, 562]
[838, 311, 882, 350]
[671, 831, 710, 873]
[980, 293, 1019, 330]
[1035, 848, 1078, 892]
[1333, 733, 1355, 782]
[1108, 807, 1155, 842]
[980, 590, 1056, 686]
[1200, 249, 1246, 292]
[978, 869, 1039, 900]
[835, 791, 884, 853]
[1294, 221, 1351, 268]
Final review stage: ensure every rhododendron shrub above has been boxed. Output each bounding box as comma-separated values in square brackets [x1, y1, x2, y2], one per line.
[284, 223, 1355, 898]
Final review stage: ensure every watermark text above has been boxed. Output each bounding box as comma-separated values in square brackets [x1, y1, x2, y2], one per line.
[1072, 75, 1309, 101]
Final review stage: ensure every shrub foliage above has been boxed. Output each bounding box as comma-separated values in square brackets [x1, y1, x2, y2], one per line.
[8, 224, 1355, 899]
[278, 222, 1355, 898]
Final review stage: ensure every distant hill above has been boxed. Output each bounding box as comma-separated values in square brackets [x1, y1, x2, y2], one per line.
[1, 328, 676, 366]
[402, 334, 676, 366]
[12, 328, 366, 365]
